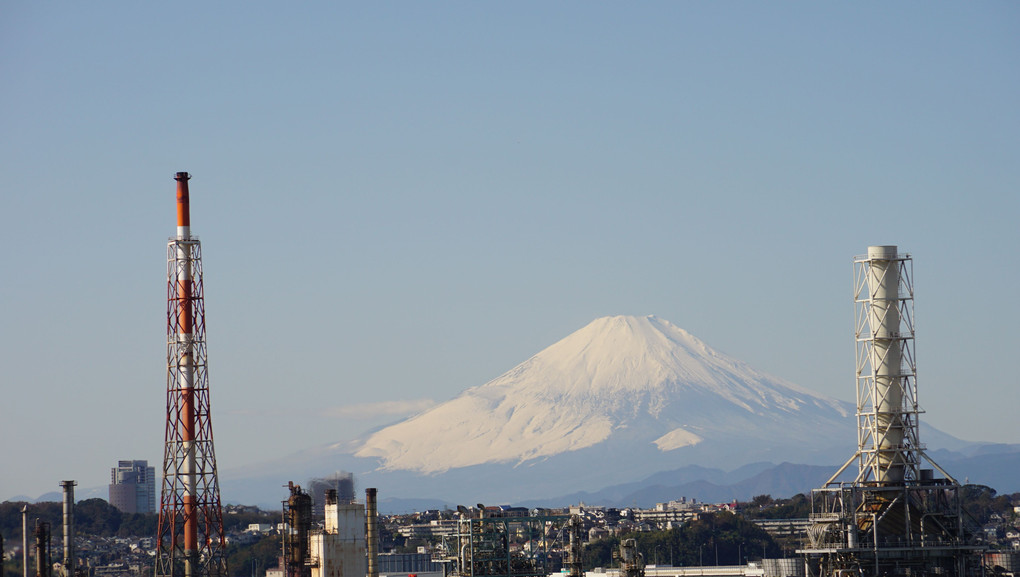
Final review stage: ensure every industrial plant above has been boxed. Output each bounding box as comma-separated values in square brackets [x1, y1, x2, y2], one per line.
[280, 483, 367, 577]
[266, 246, 990, 577]
[797, 247, 984, 577]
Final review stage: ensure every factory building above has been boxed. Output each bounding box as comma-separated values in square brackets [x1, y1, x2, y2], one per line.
[108, 460, 156, 514]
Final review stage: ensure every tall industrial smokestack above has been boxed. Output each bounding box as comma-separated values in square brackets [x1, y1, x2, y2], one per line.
[173, 172, 196, 562]
[157, 172, 227, 577]
[22, 506, 29, 577]
[60, 481, 75, 577]
[799, 246, 980, 577]
[850, 245, 922, 485]
[365, 488, 378, 577]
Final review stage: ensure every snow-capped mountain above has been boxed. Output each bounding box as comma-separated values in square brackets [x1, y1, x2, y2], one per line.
[354, 315, 854, 475]
[221, 315, 984, 507]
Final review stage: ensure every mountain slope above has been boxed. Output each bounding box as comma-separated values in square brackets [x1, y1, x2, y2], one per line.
[354, 315, 853, 475]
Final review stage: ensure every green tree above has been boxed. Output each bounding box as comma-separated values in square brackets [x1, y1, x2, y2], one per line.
[960, 485, 1013, 526]
[117, 512, 158, 537]
[75, 498, 123, 536]
[581, 535, 619, 569]
[743, 494, 811, 520]
[0, 501, 62, 543]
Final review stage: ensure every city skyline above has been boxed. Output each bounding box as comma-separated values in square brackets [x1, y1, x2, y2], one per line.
[1, 2, 1017, 501]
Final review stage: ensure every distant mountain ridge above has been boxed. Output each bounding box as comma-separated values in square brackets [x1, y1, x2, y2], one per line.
[515, 447, 1020, 511]
[518, 462, 838, 509]
[12, 447, 1017, 513]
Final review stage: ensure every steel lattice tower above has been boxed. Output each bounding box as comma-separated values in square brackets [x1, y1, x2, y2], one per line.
[156, 172, 227, 577]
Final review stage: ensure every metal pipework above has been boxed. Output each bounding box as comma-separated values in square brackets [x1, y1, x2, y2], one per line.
[864, 245, 905, 484]
[365, 488, 379, 577]
[60, 481, 76, 577]
[619, 539, 644, 577]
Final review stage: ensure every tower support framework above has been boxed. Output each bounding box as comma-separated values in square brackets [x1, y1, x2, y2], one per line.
[156, 172, 227, 577]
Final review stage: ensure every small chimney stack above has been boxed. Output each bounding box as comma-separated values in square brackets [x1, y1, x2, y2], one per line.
[60, 481, 76, 577]
[365, 488, 379, 577]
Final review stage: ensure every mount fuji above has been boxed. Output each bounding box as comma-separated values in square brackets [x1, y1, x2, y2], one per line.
[354, 315, 854, 474]
[222, 315, 884, 506]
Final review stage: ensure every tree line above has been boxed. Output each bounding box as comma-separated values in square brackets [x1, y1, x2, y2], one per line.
[0, 500, 279, 542]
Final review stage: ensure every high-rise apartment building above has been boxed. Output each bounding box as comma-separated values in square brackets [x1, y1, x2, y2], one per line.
[109, 460, 156, 514]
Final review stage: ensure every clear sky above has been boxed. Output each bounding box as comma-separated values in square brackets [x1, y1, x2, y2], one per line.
[1, 2, 1017, 501]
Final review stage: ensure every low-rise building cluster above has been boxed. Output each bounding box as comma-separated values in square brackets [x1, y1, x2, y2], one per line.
[379, 498, 741, 556]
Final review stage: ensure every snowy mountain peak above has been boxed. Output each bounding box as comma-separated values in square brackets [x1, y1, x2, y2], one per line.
[354, 315, 852, 475]
[524, 315, 745, 395]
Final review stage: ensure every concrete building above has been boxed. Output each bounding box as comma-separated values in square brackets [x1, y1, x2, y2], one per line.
[109, 460, 156, 514]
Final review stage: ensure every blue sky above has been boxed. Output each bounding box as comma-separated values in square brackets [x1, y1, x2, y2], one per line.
[1, 2, 1017, 501]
